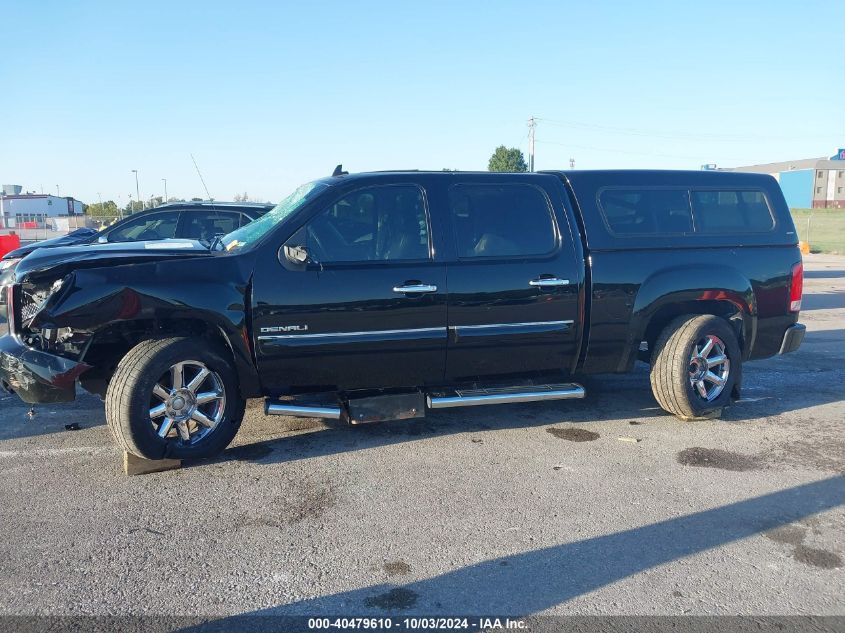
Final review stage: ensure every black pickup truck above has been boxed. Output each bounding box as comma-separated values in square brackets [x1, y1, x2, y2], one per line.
[0, 169, 805, 460]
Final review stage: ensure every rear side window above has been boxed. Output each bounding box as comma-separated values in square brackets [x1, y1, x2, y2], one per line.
[598, 189, 693, 235]
[449, 183, 556, 258]
[692, 190, 775, 233]
[181, 211, 241, 241]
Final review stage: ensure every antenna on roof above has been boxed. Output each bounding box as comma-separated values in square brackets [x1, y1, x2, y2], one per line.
[332, 164, 348, 177]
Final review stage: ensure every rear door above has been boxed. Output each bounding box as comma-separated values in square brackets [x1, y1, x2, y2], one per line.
[252, 180, 447, 392]
[441, 174, 582, 380]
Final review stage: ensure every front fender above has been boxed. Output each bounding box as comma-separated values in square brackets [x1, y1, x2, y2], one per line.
[28, 257, 261, 398]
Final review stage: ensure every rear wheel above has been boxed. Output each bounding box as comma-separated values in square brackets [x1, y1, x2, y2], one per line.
[650, 314, 741, 420]
[105, 337, 245, 460]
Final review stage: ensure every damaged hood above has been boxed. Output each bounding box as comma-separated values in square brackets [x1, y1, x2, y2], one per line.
[12, 239, 214, 282]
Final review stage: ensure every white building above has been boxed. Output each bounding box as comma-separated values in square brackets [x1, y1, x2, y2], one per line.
[0, 186, 85, 229]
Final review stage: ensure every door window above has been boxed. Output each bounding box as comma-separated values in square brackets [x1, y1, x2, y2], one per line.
[107, 213, 178, 242]
[305, 185, 430, 263]
[448, 183, 556, 258]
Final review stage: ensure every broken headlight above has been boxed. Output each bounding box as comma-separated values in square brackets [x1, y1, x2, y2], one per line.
[20, 277, 68, 326]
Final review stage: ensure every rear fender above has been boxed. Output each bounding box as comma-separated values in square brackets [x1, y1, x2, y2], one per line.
[624, 264, 755, 371]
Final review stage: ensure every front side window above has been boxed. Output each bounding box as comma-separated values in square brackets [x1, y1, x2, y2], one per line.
[598, 189, 693, 235]
[108, 213, 178, 242]
[691, 190, 775, 233]
[449, 183, 556, 258]
[306, 185, 429, 263]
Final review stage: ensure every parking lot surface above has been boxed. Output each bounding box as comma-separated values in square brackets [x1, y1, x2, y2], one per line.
[0, 254, 843, 617]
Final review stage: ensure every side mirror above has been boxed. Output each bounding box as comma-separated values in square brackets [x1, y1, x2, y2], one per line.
[284, 244, 310, 265]
[97, 235, 108, 244]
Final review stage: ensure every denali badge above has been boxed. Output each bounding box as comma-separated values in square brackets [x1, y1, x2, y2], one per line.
[260, 325, 309, 333]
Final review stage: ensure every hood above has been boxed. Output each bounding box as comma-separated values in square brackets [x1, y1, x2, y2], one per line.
[11, 239, 214, 282]
[1, 228, 99, 260]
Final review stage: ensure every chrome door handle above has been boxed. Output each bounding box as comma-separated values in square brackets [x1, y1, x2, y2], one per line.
[393, 283, 438, 294]
[529, 277, 570, 288]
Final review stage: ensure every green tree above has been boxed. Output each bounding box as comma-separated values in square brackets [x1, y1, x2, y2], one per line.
[85, 200, 120, 218]
[487, 146, 528, 173]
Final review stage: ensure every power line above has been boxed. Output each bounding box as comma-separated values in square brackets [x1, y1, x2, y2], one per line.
[534, 116, 842, 143]
[534, 138, 748, 162]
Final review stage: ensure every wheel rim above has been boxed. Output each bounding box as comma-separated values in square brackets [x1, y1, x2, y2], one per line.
[688, 334, 730, 402]
[148, 361, 226, 445]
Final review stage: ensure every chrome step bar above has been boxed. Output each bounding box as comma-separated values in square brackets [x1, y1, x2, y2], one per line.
[264, 401, 342, 419]
[427, 383, 585, 409]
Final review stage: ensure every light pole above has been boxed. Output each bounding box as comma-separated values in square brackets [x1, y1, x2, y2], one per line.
[56, 185, 60, 197]
[162, 178, 168, 203]
[131, 170, 140, 212]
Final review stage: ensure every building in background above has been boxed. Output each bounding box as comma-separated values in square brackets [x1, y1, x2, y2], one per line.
[722, 149, 845, 209]
[0, 185, 85, 229]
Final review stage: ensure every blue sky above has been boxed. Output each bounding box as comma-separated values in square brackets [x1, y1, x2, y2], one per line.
[1, 0, 842, 205]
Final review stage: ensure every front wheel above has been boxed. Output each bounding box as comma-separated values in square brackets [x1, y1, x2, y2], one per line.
[105, 337, 245, 460]
[649, 314, 741, 420]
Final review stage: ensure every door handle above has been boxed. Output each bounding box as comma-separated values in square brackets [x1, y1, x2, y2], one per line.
[393, 283, 438, 294]
[529, 277, 570, 288]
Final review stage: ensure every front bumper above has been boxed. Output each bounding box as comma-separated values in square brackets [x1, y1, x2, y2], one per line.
[779, 323, 806, 355]
[0, 334, 90, 403]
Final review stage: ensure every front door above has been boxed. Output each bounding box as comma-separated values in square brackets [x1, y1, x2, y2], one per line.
[252, 183, 447, 393]
[442, 176, 582, 381]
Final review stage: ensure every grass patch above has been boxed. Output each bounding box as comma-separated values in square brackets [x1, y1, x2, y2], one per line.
[790, 208, 845, 254]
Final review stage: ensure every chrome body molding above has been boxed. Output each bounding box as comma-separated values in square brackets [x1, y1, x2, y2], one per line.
[449, 320, 573, 332]
[257, 320, 574, 344]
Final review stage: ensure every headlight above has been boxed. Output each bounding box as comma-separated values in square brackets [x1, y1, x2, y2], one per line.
[0, 258, 21, 272]
[20, 277, 67, 325]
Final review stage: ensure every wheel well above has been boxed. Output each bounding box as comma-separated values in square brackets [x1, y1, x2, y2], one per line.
[79, 319, 234, 398]
[642, 300, 746, 360]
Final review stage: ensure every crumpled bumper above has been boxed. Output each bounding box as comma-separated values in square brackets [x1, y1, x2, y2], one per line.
[0, 334, 90, 403]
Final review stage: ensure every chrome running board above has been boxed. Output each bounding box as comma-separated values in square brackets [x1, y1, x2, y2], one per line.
[264, 401, 342, 420]
[426, 383, 585, 409]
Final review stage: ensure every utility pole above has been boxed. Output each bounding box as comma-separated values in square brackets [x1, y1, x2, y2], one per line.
[56, 185, 60, 197]
[132, 170, 140, 212]
[162, 178, 168, 202]
[527, 116, 537, 172]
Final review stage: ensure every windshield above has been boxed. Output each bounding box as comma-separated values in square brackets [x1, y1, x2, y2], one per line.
[219, 181, 328, 252]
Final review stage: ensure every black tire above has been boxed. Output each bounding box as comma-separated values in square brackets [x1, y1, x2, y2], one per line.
[105, 337, 245, 460]
[649, 314, 741, 420]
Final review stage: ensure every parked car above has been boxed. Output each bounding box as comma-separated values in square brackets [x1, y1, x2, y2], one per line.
[0, 201, 273, 273]
[0, 170, 804, 461]
[0, 201, 273, 324]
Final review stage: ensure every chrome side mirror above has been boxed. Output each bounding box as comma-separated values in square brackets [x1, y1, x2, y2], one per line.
[97, 236, 108, 244]
[284, 244, 310, 265]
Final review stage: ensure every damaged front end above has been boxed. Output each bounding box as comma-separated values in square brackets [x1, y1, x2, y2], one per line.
[0, 278, 92, 403]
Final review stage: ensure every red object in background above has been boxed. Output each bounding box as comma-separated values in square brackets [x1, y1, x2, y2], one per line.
[0, 233, 21, 258]
[18, 222, 38, 229]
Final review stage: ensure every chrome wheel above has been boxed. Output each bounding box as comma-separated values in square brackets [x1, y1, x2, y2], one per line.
[688, 335, 730, 402]
[148, 361, 226, 444]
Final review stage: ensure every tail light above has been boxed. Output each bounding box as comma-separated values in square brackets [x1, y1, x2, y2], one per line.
[789, 261, 803, 313]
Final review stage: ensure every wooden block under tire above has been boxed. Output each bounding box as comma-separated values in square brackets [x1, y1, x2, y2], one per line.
[123, 451, 182, 476]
